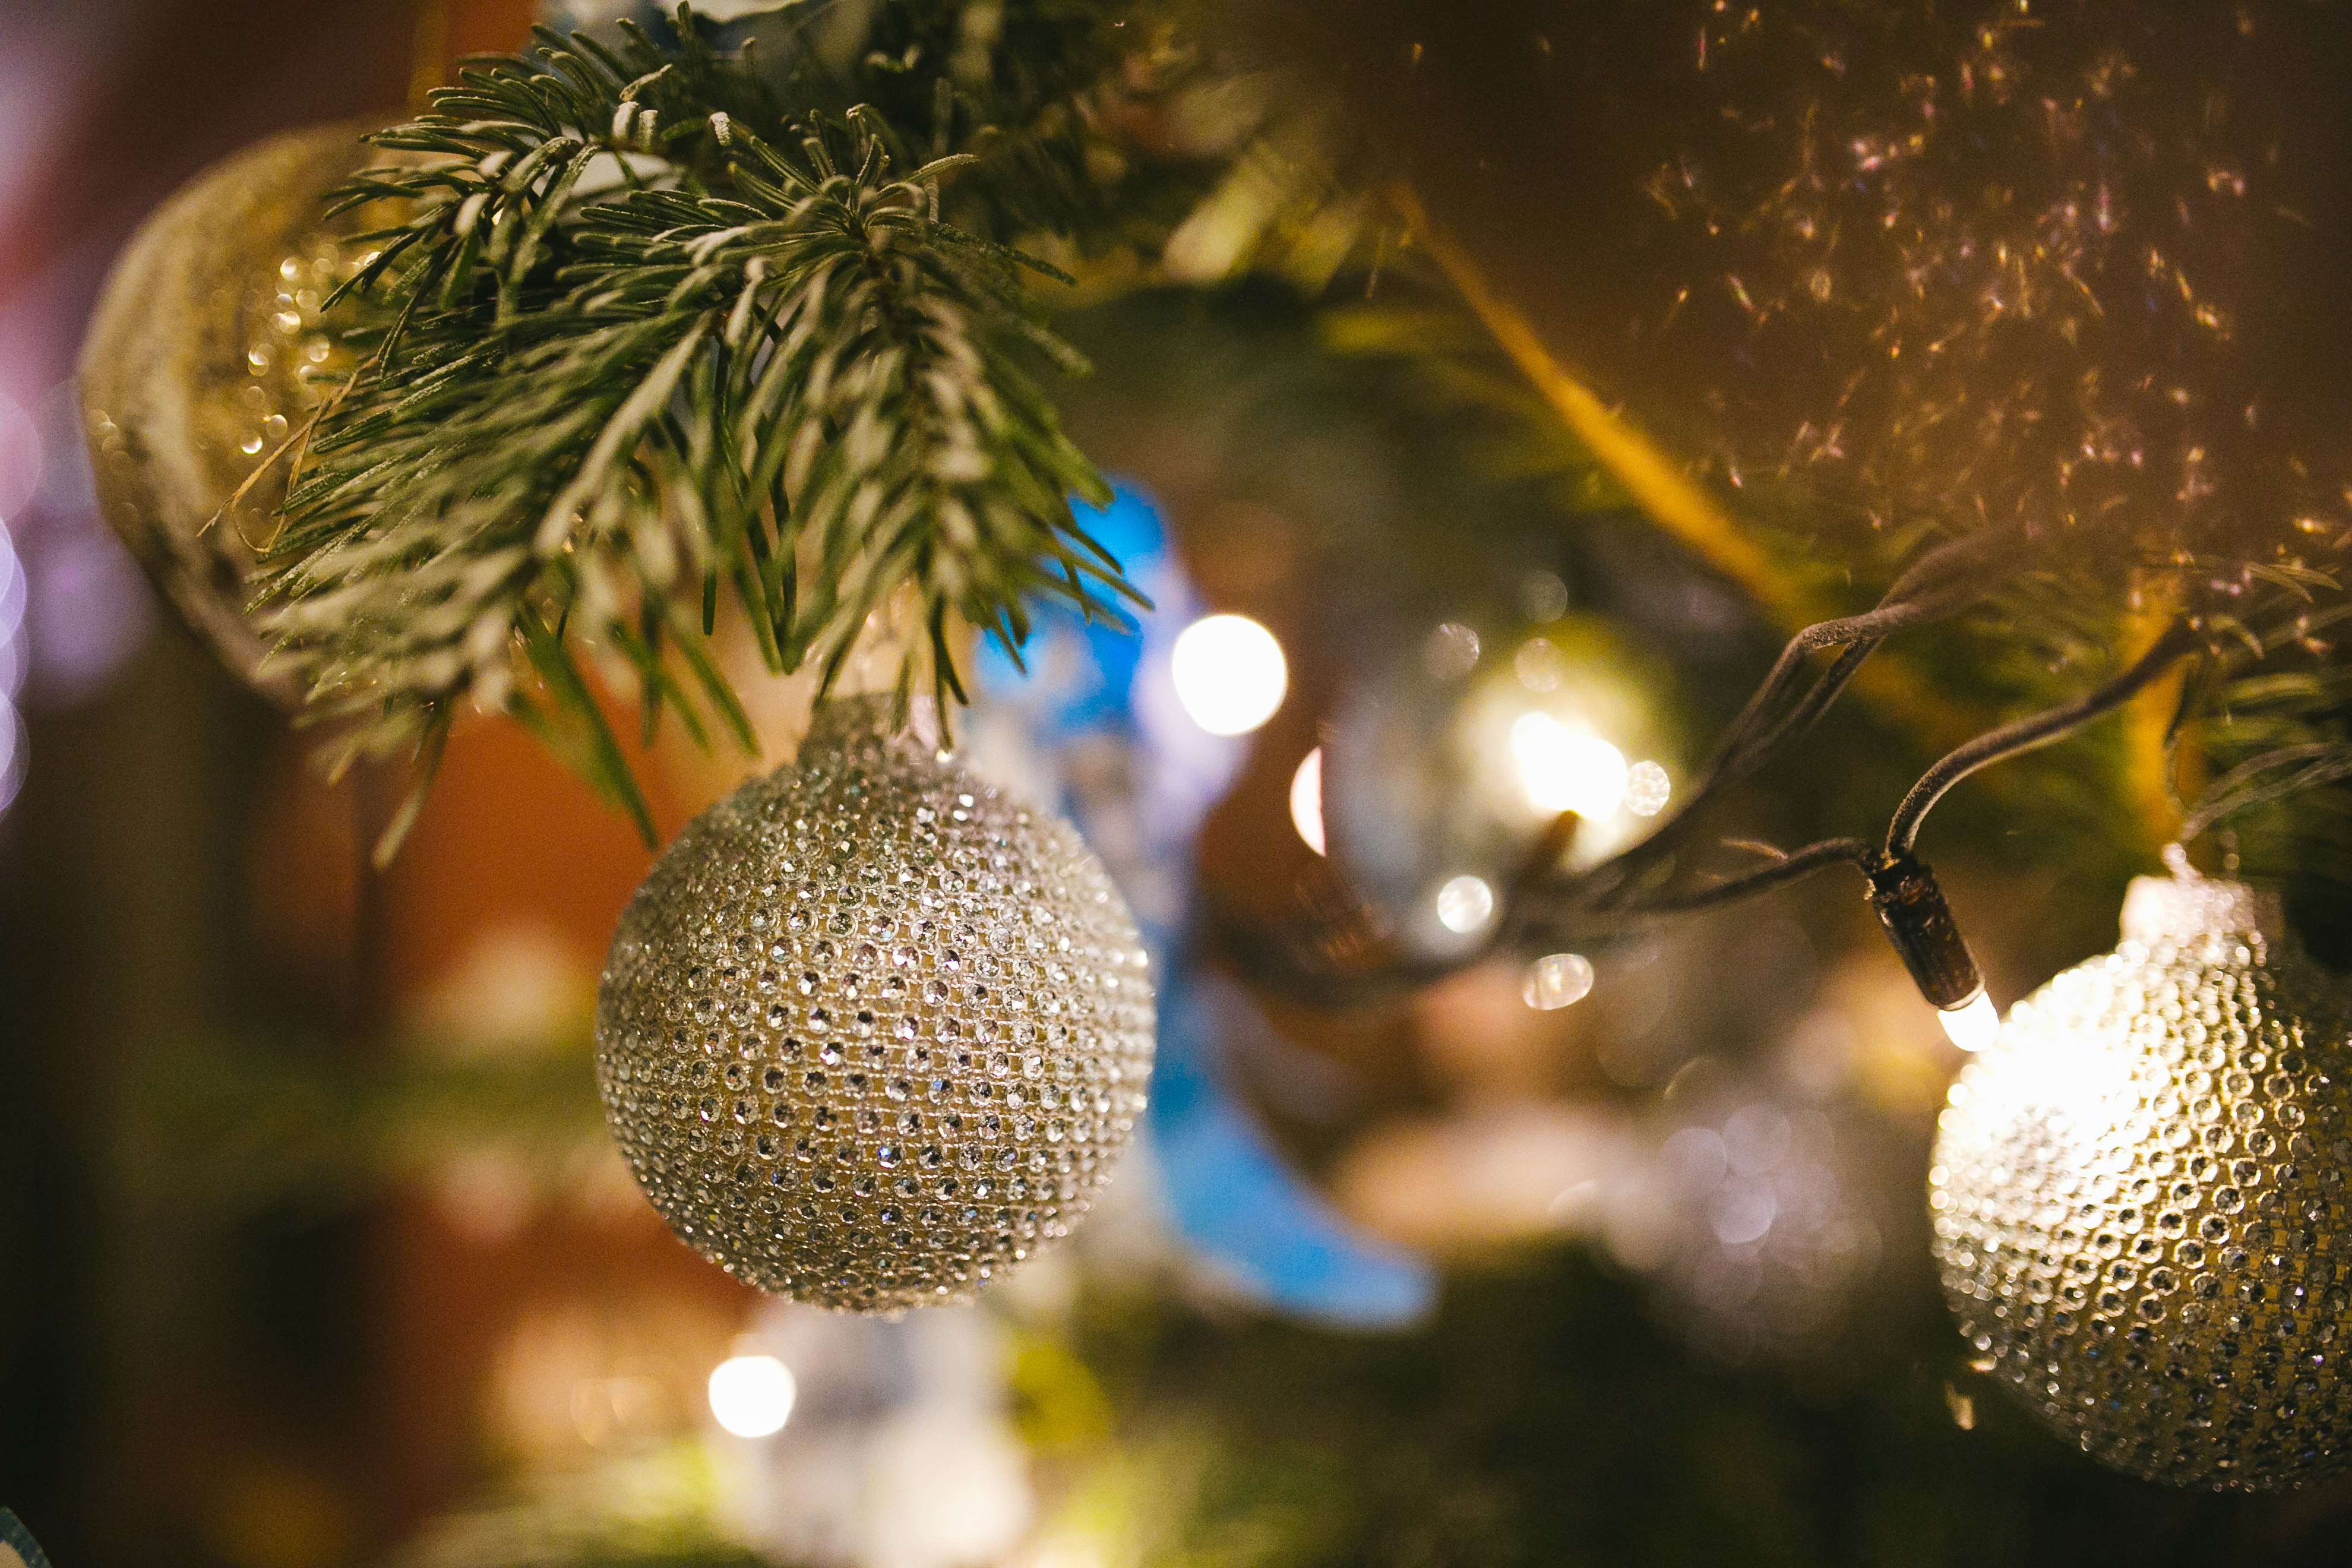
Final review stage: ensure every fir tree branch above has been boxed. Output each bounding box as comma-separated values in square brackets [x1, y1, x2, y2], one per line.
[258, 6, 1140, 852]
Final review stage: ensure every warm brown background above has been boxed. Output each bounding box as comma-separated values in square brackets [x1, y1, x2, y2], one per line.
[0, 7, 750, 1566]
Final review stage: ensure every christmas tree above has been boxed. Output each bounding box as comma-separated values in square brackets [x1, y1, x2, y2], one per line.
[7, 0, 2352, 1563]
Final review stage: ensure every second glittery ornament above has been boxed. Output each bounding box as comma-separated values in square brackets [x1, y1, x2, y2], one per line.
[79, 124, 380, 704]
[1931, 868, 2352, 1488]
[595, 698, 1156, 1312]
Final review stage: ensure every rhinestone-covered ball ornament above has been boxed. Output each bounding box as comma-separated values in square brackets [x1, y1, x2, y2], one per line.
[595, 698, 1155, 1311]
[1931, 872, 2352, 1488]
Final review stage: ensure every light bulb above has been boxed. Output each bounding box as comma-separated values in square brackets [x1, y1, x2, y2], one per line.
[1169, 614, 1286, 735]
[1509, 710, 1629, 818]
[707, 1353, 796, 1437]
[1939, 990, 2002, 1053]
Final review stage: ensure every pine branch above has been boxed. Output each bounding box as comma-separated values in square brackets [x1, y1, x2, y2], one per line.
[258, 6, 1139, 851]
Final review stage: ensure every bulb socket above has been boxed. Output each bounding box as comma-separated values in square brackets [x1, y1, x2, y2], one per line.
[1866, 852, 1984, 1011]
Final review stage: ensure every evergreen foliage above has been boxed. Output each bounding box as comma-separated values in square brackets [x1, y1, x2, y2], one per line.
[262, 6, 1146, 850]
[260, 0, 2351, 896]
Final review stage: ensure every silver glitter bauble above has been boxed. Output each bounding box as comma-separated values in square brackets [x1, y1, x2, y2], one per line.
[595, 698, 1156, 1311]
[1930, 871, 2352, 1488]
[80, 123, 377, 704]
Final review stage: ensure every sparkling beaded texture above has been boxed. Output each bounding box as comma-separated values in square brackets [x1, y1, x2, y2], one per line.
[1930, 873, 2352, 1488]
[596, 698, 1155, 1311]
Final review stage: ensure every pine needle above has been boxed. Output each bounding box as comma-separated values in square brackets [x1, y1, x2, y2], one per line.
[257, 4, 1137, 839]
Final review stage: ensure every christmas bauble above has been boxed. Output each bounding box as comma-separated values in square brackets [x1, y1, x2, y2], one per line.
[80, 122, 377, 704]
[1930, 871, 2352, 1488]
[595, 697, 1155, 1311]
[1327, 610, 1686, 956]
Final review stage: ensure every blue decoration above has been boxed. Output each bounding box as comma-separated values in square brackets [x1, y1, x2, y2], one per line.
[972, 488, 1434, 1329]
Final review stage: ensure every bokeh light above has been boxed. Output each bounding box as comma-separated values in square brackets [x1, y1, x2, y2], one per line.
[1434, 874, 1494, 935]
[1624, 759, 1672, 818]
[1289, 747, 1326, 856]
[1522, 952, 1595, 1011]
[1169, 613, 1286, 736]
[708, 1353, 797, 1438]
[1421, 620, 1480, 681]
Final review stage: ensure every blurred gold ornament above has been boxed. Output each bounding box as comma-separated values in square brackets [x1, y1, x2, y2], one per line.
[595, 697, 1155, 1311]
[1931, 868, 2352, 1488]
[79, 123, 378, 703]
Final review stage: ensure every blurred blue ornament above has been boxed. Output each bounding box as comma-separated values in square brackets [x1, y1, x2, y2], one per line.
[970, 487, 1434, 1330]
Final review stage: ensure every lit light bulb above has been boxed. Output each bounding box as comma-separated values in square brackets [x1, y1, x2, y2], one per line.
[1289, 747, 1326, 856]
[1509, 711, 1629, 818]
[1939, 990, 2003, 1053]
[1434, 874, 1495, 935]
[1169, 614, 1286, 735]
[707, 1353, 796, 1437]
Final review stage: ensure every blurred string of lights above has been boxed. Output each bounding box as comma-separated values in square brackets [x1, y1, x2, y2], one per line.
[1316, 6, 2352, 1076]
[1224, 520, 2208, 1058]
